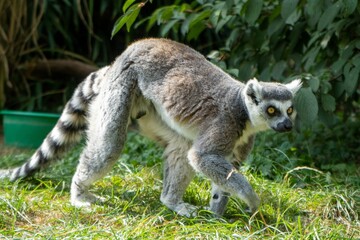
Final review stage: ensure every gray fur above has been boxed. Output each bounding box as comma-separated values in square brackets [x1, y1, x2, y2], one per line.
[0, 38, 302, 217]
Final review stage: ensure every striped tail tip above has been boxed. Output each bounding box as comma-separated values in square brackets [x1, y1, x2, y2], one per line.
[0, 169, 12, 180]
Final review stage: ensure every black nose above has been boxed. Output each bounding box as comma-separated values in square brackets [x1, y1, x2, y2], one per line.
[275, 119, 292, 132]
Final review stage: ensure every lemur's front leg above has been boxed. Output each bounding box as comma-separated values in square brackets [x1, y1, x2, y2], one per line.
[188, 126, 259, 215]
[209, 135, 256, 215]
[189, 148, 260, 213]
[209, 183, 230, 216]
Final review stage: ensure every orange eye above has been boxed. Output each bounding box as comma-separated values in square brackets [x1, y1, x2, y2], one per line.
[267, 107, 276, 115]
[287, 107, 293, 115]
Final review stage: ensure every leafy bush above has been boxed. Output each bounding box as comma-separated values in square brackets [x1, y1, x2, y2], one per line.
[248, 116, 360, 181]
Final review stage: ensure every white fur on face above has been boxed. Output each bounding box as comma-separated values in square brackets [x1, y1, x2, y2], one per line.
[264, 99, 296, 130]
[285, 79, 302, 96]
[246, 100, 296, 132]
[244, 94, 270, 131]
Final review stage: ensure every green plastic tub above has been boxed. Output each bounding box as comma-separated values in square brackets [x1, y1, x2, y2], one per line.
[0, 110, 60, 148]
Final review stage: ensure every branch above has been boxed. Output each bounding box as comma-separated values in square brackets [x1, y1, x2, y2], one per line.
[23, 59, 99, 80]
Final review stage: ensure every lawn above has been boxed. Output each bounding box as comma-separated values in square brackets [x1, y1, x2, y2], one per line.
[0, 133, 359, 239]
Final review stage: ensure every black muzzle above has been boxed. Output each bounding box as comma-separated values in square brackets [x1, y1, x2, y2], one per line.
[274, 118, 293, 132]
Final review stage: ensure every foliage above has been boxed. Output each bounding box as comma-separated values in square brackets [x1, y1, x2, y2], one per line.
[0, 136, 359, 239]
[0, 1, 44, 109]
[111, 0, 149, 37]
[0, 1, 135, 111]
[248, 118, 360, 181]
[114, 0, 360, 128]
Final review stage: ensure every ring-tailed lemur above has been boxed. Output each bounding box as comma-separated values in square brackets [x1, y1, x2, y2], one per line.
[0, 38, 302, 217]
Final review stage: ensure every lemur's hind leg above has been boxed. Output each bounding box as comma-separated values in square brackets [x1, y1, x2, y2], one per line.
[160, 136, 196, 217]
[70, 71, 136, 208]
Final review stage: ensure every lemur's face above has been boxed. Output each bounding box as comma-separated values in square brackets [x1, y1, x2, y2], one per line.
[260, 99, 295, 132]
[244, 78, 302, 132]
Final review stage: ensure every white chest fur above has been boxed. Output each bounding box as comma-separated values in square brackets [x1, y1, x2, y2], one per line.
[153, 103, 198, 140]
[234, 121, 268, 148]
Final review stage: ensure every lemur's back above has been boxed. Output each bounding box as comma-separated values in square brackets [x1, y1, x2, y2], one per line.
[117, 38, 245, 128]
[120, 38, 243, 88]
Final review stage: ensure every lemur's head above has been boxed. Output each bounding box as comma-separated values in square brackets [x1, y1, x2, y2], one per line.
[244, 78, 302, 132]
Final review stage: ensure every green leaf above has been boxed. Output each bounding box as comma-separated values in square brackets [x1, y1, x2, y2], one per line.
[320, 80, 332, 94]
[111, 4, 141, 38]
[206, 50, 221, 60]
[307, 75, 320, 92]
[226, 28, 241, 49]
[182, 7, 208, 36]
[295, 87, 319, 125]
[318, 107, 336, 126]
[210, 9, 221, 27]
[189, 9, 211, 29]
[320, 33, 332, 49]
[158, 5, 177, 23]
[146, 10, 160, 32]
[111, 15, 129, 38]
[305, 0, 321, 16]
[187, 21, 206, 41]
[333, 82, 345, 97]
[331, 58, 346, 75]
[271, 60, 287, 80]
[259, 67, 271, 81]
[245, 0, 263, 25]
[226, 0, 234, 9]
[333, 19, 347, 36]
[227, 68, 239, 77]
[344, 65, 360, 95]
[181, 19, 190, 36]
[215, 16, 232, 33]
[146, 5, 177, 32]
[321, 94, 336, 112]
[123, 0, 136, 13]
[340, 44, 354, 60]
[285, 9, 301, 26]
[307, 32, 324, 48]
[160, 19, 178, 37]
[267, 17, 284, 37]
[281, 0, 299, 20]
[303, 46, 320, 71]
[351, 53, 360, 68]
[317, 3, 341, 31]
[238, 62, 253, 81]
[126, 7, 141, 32]
[343, 0, 357, 16]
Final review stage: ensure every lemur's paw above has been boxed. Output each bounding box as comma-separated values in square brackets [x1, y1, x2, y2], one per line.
[71, 193, 106, 208]
[163, 200, 198, 218]
[174, 203, 198, 217]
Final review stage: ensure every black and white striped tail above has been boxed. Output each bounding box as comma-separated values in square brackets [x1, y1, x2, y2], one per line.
[0, 67, 109, 181]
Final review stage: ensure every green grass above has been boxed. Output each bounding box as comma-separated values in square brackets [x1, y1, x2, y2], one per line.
[0, 133, 359, 239]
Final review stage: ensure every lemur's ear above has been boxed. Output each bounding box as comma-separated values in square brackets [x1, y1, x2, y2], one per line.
[245, 78, 262, 104]
[285, 79, 302, 96]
